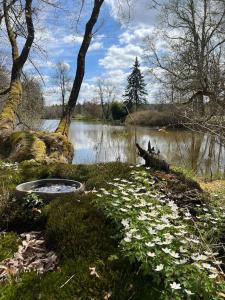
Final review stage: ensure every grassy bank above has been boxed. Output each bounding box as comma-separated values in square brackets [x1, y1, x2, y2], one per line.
[125, 110, 183, 128]
[0, 161, 225, 299]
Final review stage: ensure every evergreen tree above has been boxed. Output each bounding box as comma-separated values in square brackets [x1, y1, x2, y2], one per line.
[123, 57, 148, 112]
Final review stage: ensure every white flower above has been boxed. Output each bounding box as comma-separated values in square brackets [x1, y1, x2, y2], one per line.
[185, 211, 191, 217]
[148, 228, 157, 235]
[121, 219, 129, 228]
[125, 205, 132, 209]
[209, 273, 218, 279]
[180, 239, 187, 244]
[89, 267, 100, 278]
[96, 194, 102, 197]
[121, 179, 129, 183]
[202, 263, 212, 270]
[145, 242, 155, 247]
[124, 237, 131, 242]
[155, 264, 164, 271]
[185, 289, 194, 295]
[103, 190, 110, 195]
[179, 246, 187, 253]
[153, 237, 161, 243]
[169, 251, 180, 259]
[192, 254, 208, 261]
[147, 251, 156, 257]
[170, 282, 181, 290]
[161, 216, 170, 223]
[163, 233, 174, 240]
[137, 214, 148, 221]
[178, 259, 188, 264]
[162, 247, 171, 254]
[155, 224, 166, 231]
[134, 234, 143, 240]
[163, 239, 172, 245]
[148, 211, 158, 217]
[214, 260, 223, 265]
[120, 208, 128, 212]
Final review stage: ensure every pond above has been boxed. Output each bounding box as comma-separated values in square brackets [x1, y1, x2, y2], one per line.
[43, 120, 225, 179]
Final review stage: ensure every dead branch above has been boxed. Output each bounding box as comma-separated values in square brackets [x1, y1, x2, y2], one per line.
[136, 141, 170, 172]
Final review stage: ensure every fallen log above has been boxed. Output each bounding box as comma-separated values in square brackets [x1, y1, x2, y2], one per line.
[136, 141, 170, 172]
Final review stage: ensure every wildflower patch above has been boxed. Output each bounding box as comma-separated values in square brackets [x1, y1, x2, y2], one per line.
[95, 168, 225, 299]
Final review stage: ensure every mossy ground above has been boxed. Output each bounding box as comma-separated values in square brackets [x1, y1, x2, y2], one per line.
[0, 161, 221, 300]
[0, 162, 163, 300]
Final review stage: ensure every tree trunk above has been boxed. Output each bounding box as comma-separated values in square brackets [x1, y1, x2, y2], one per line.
[0, 0, 34, 145]
[0, 0, 105, 164]
[56, 0, 104, 136]
[0, 79, 22, 144]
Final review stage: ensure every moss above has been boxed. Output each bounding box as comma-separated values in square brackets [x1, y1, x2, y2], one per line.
[0, 191, 159, 300]
[31, 138, 46, 161]
[46, 193, 118, 258]
[0, 162, 209, 299]
[0, 81, 22, 131]
[0, 258, 159, 300]
[55, 118, 69, 136]
[9, 132, 36, 162]
[0, 232, 19, 261]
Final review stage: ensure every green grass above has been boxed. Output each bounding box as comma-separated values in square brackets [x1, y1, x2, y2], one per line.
[0, 232, 19, 261]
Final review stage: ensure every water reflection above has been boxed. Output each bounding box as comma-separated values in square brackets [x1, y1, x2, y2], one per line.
[43, 120, 225, 178]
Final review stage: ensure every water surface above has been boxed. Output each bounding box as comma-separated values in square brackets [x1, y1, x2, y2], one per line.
[43, 120, 225, 178]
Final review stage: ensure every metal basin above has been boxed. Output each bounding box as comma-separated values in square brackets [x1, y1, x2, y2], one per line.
[16, 179, 84, 201]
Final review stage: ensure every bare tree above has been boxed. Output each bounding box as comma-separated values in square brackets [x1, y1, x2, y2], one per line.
[149, 0, 225, 115]
[54, 62, 71, 116]
[18, 76, 44, 130]
[96, 78, 116, 121]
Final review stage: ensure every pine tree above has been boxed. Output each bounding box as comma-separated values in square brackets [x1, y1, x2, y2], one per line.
[123, 57, 148, 112]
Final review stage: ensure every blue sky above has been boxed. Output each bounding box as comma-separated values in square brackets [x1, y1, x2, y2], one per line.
[1, 0, 163, 105]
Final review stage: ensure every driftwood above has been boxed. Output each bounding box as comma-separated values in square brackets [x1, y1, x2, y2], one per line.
[136, 141, 170, 172]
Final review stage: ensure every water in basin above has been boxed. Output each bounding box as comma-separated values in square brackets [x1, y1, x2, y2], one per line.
[33, 184, 78, 193]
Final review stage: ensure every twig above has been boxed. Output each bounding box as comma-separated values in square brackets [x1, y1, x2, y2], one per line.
[59, 274, 75, 289]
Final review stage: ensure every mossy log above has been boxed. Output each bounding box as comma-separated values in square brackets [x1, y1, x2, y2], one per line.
[136, 142, 170, 172]
[2, 131, 74, 163]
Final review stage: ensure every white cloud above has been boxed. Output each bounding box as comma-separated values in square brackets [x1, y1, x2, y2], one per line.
[99, 44, 143, 70]
[105, 0, 158, 26]
[89, 41, 104, 51]
[63, 35, 83, 45]
[119, 25, 155, 44]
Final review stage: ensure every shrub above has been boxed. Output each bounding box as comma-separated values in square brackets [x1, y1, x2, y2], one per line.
[125, 109, 182, 128]
[111, 101, 127, 121]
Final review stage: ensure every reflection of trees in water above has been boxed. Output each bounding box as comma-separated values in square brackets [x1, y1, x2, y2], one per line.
[172, 132, 225, 178]
[62, 121, 225, 178]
